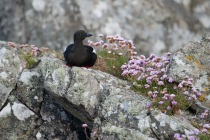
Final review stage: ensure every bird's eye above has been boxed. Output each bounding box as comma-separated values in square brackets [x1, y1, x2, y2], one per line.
[78, 33, 81, 36]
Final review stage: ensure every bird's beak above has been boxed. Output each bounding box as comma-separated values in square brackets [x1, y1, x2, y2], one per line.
[87, 33, 93, 37]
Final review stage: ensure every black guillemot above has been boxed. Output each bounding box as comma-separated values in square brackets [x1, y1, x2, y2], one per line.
[64, 30, 97, 67]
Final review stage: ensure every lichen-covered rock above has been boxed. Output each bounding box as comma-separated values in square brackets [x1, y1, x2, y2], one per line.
[43, 62, 198, 139]
[36, 94, 89, 140]
[0, 99, 40, 140]
[0, 40, 203, 140]
[0, 41, 24, 108]
[15, 68, 44, 113]
[167, 34, 210, 108]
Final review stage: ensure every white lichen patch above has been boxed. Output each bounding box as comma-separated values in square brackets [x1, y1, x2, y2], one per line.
[34, 96, 38, 100]
[32, 0, 46, 12]
[36, 132, 42, 139]
[90, 95, 97, 107]
[138, 117, 150, 132]
[194, 72, 209, 92]
[102, 122, 155, 140]
[0, 71, 8, 79]
[0, 103, 11, 118]
[118, 112, 126, 123]
[155, 113, 178, 131]
[174, 55, 185, 66]
[12, 102, 35, 121]
[61, 111, 67, 121]
[0, 47, 7, 56]
[19, 71, 40, 84]
[52, 68, 69, 86]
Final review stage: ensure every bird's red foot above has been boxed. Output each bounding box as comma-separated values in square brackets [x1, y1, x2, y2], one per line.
[66, 64, 70, 67]
[83, 66, 91, 69]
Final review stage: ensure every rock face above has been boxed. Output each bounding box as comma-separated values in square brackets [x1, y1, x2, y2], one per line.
[167, 34, 210, 108]
[1, 40, 208, 140]
[1, 0, 210, 56]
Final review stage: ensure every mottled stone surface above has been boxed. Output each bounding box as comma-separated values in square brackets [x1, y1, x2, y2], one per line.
[36, 94, 89, 140]
[167, 34, 210, 93]
[0, 41, 23, 108]
[167, 34, 210, 109]
[0, 99, 40, 140]
[0, 40, 204, 140]
[0, 41, 91, 140]
[1, 0, 210, 56]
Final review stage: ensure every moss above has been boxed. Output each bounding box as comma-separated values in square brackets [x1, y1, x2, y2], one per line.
[22, 54, 38, 69]
[200, 134, 210, 140]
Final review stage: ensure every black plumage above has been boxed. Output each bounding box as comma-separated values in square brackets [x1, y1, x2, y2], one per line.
[63, 30, 97, 67]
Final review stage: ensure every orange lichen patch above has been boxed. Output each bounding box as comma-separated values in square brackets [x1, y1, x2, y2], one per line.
[204, 87, 209, 93]
[198, 94, 206, 102]
[186, 55, 204, 70]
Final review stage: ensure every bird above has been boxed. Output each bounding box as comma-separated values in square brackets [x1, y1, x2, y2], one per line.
[63, 30, 97, 67]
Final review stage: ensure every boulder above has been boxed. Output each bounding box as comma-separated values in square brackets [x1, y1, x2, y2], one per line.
[167, 34, 210, 109]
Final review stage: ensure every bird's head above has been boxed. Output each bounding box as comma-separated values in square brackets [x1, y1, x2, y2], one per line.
[74, 30, 92, 41]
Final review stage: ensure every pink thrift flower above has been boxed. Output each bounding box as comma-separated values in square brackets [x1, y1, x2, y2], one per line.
[146, 103, 151, 108]
[102, 43, 108, 49]
[170, 94, 175, 99]
[144, 84, 150, 88]
[191, 94, 197, 100]
[149, 54, 156, 60]
[148, 91, 153, 96]
[172, 100, 177, 105]
[174, 133, 180, 139]
[201, 129, 208, 133]
[200, 114, 205, 119]
[153, 91, 158, 94]
[160, 74, 167, 80]
[178, 83, 183, 88]
[153, 94, 157, 98]
[162, 96, 168, 100]
[121, 64, 127, 69]
[168, 77, 173, 83]
[203, 124, 210, 129]
[188, 97, 192, 100]
[156, 63, 162, 68]
[166, 52, 171, 56]
[82, 123, 88, 128]
[196, 91, 201, 96]
[193, 129, 199, 135]
[167, 106, 171, 110]
[158, 81, 164, 85]
[183, 91, 189, 95]
[159, 101, 164, 104]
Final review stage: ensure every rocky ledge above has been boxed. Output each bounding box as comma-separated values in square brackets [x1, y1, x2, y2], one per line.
[0, 36, 210, 140]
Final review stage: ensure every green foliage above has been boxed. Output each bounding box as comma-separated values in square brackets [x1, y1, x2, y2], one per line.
[98, 51, 128, 78]
[22, 54, 37, 69]
[131, 77, 193, 115]
[200, 134, 210, 140]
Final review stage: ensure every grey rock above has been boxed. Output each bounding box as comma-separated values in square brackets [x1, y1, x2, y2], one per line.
[0, 41, 24, 109]
[42, 59, 198, 139]
[15, 68, 44, 113]
[167, 34, 210, 93]
[0, 100, 40, 140]
[0, 40, 203, 140]
[36, 94, 88, 140]
[167, 34, 210, 112]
